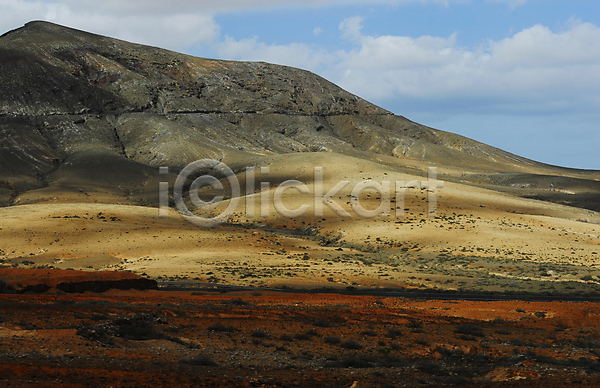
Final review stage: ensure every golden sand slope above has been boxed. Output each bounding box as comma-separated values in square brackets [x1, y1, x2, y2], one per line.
[1, 153, 599, 295]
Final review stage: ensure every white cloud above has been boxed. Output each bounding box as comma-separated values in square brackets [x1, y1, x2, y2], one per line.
[488, 0, 527, 10]
[0, 0, 219, 50]
[326, 17, 600, 115]
[313, 27, 323, 36]
[339, 16, 365, 41]
[0, 0, 466, 51]
[198, 13, 600, 117]
[489, 19, 600, 68]
[217, 36, 334, 70]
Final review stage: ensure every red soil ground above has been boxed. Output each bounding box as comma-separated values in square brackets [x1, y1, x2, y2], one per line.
[1, 270, 600, 387]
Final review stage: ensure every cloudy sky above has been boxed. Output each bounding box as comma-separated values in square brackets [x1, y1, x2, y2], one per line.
[2, 0, 599, 169]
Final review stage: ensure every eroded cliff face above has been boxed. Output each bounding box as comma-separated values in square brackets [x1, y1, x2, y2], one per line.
[0, 21, 598, 210]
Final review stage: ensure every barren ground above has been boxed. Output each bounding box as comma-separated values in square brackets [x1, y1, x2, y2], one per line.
[2, 287, 600, 387]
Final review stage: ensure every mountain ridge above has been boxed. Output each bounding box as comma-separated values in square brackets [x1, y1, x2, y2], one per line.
[0, 21, 598, 212]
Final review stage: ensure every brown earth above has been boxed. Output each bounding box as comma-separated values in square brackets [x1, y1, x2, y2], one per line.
[1, 271, 600, 387]
[0, 268, 157, 294]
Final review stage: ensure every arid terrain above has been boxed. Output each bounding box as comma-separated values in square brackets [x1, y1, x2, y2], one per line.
[1, 21, 600, 387]
[3, 282, 600, 387]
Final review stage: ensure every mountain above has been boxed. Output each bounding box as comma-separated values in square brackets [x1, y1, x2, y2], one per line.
[0, 21, 598, 211]
[2, 21, 600, 299]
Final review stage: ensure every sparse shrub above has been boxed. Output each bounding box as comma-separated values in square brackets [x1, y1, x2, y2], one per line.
[312, 319, 334, 327]
[415, 359, 447, 376]
[510, 338, 534, 347]
[324, 336, 341, 345]
[294, 333, 311, 341]
[454, 324, 484, 337]
[572, 339, 600, 349]
[340, 339, 363, 350]
[380, 355, 410, 368]
[415, 338, 429, 346]
[114, 315, 161, 340]
[386, 329, 402, 339]
[407, 320, 422, 329]
[360, 330, 377, 337]
[305, 328, 320, 337]
[458, 334, 480, 341]
[182, 354, 218, 367]
[207, 323, 238, 333]
[251, 328, 270, 339]
[223, 297, 248, 306]
[324, 355, 378, 368]
[0, 280, 14, 294]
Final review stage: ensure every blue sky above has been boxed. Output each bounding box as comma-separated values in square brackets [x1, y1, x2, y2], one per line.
[1, 0, 599, 169]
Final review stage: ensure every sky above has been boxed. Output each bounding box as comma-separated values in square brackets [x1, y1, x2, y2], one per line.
[1, 0, 599, 169]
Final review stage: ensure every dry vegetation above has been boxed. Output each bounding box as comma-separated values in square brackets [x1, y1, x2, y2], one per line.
[2, 289, 600, 387]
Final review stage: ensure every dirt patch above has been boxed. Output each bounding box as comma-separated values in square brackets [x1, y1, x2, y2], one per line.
[0, 268, 157, 293]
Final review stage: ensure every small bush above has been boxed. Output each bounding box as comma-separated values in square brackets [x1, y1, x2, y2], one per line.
[458, 334, 480, 342]
[415, 359, 447, 376]
[0, 280, 14, 294]
[324, 336, 341, 345]
[207, 323, 238, 333]
[312, 319, 334, 327]
[340, 339, 363, 350]
[572, 339, 600, 349]
[386, 329, 402, 339]
[294, 333, 311, 341]
[324, 355, 378, 368]
[380, 355, 410, 368]
[182, 354, 218, 367]
[223, 298, 248, 306]
[251, 328, 270, 339]
[360, 330, 377, 337]
[115, 316, 160, 340]
[454, 324, 484, 337]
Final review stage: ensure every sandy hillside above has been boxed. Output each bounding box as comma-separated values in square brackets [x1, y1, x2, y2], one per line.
[2, 152, 599, 296]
